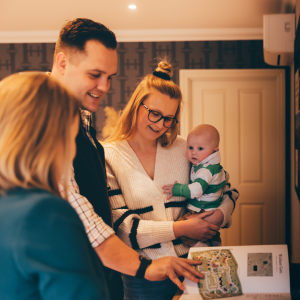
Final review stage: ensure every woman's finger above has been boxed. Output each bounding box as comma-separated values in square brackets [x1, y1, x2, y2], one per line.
[209, 224, 220, 232]
[201, 231, 216, 239]
[208, 229, 218, 236]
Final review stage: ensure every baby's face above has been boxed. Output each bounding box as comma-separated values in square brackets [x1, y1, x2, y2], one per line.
[186, 133, 216, 165]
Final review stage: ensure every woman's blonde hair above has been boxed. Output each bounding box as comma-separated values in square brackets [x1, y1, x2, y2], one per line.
[0, 72, 80, 196]
[104, 60, 182, 147]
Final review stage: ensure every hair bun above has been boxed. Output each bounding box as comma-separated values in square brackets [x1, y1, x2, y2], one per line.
[155, 60, 173, 79]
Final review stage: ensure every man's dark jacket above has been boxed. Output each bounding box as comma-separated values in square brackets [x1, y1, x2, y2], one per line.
[73, 117, 112, 227]
[73, 116, 123, 300]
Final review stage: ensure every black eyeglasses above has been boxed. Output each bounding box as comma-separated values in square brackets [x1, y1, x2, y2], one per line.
[141, 103, 178, 128]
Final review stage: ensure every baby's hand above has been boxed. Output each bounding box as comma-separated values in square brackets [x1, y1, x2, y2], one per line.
[162, 181, 177, 200]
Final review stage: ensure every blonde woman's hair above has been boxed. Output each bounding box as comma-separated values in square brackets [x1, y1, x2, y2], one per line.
[104, 60, 182, 147]
[0, 72, 80, 196]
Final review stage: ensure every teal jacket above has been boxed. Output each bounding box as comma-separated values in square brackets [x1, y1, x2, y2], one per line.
[0, 188, 110, 300]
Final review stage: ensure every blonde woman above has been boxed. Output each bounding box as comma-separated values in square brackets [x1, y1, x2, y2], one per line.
[104, 61, 239, 300]
[0, 73, 110, 300]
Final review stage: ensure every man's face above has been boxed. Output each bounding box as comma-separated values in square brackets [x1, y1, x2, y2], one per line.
[62, 40, 117, 112]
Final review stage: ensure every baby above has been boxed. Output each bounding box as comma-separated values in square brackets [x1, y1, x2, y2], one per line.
[163, 124, 226, 247]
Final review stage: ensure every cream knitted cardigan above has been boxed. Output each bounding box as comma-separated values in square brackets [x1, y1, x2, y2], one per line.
[104, 136, 238, 260]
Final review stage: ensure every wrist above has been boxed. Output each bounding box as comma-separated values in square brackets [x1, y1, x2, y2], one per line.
[135, 255, 152, 279]
[172, 183, 181, 196]
[173, 220, 186, 238]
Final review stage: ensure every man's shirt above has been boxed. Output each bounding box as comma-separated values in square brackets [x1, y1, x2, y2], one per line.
[60, 109, 114, 248]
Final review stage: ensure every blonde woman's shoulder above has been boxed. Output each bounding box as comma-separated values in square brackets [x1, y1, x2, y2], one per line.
[173, 135, 187, 146]
[175, 135, 186, 142]
[102, 140, 118, 149]
[169, 135, 187, 155]
[103, 140, 120, 154]
[103, 140, 129, 158]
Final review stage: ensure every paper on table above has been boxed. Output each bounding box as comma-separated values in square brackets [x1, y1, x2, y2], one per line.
[179, 294, 291, 300]
[180, 245, 290, 300]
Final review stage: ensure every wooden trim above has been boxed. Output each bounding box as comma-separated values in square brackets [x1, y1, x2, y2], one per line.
[0, 31, 59, 43]
[0, 28, 263, 43]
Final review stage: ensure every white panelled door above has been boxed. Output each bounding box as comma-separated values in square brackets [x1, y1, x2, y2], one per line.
[180, 69, 285, 246]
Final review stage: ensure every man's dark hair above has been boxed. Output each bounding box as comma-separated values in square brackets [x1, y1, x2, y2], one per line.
[55, 18, 117, 56]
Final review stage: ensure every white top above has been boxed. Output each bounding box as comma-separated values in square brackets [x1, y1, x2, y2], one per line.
[104, 136, 236, 260]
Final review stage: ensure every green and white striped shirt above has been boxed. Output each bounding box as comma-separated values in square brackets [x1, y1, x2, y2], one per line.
[172, 151, 226, 212]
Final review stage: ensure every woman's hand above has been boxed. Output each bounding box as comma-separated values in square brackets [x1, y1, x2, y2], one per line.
[173, 211, 220, 241]
[145, 256, 204, 291]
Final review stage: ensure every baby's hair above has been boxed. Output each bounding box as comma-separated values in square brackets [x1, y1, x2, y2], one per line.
[189, 124, 220, 149]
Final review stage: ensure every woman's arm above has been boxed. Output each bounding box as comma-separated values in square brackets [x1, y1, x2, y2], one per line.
[106, 161, 219, 249]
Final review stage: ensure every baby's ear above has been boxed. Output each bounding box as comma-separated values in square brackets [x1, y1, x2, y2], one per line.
[214, 147, 219, 152]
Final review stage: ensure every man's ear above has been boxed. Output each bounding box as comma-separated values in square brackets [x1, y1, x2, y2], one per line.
[55, 52, 67, 75]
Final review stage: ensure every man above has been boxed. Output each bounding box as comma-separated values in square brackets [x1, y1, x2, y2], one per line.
[51, 18, 233, 299]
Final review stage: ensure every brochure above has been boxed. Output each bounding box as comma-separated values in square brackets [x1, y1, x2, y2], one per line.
[180, 245, 290, 300]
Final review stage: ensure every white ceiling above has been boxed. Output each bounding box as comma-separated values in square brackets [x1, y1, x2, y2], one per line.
[0, 0, 295, 42]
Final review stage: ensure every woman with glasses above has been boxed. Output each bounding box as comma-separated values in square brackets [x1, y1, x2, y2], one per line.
[104, 61, 237, 300]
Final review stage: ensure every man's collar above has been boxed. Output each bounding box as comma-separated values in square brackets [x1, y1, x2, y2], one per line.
[80, 109, 92, 132]
[80, 108, 92, 118]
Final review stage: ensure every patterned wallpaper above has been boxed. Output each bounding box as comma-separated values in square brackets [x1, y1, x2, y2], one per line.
[0, 40, 273, 139]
